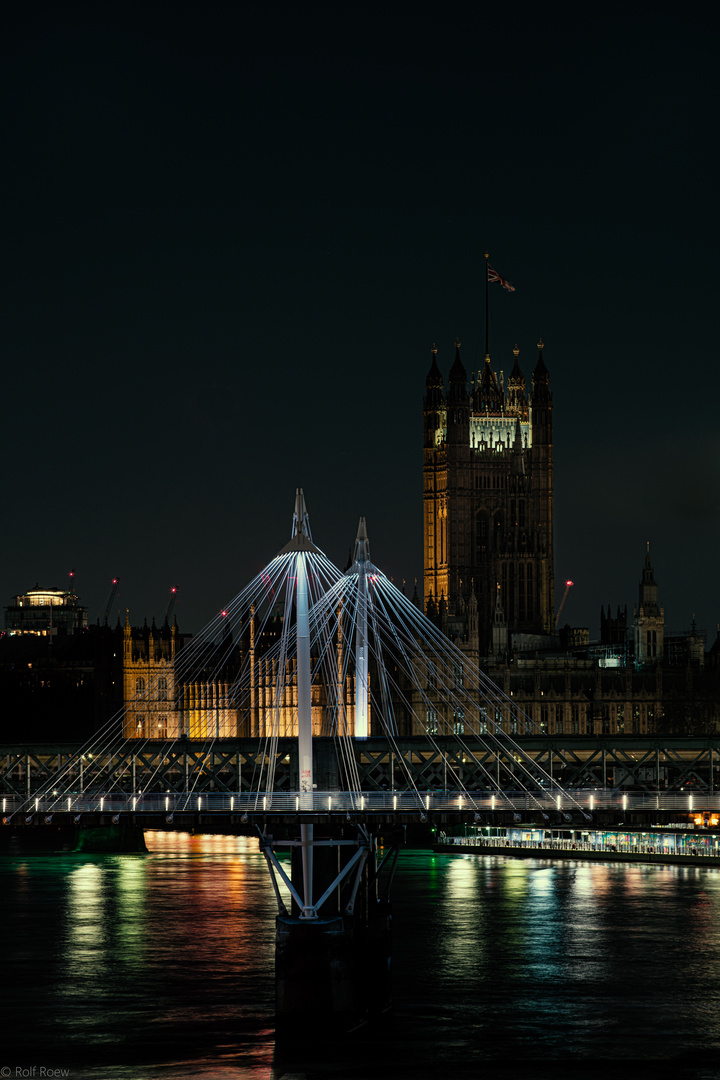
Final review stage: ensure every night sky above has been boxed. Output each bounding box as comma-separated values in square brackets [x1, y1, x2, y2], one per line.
[2, 4, 717, 639]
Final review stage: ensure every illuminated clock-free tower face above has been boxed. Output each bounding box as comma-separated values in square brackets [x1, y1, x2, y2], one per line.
[423, 341, 554, 654]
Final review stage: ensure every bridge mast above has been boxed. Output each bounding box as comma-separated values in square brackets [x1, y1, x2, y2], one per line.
[281, 488, 317, 915]
[353, 517, 369, 739]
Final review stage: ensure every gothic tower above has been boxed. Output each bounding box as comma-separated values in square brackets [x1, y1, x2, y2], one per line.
[423, 340, 555, 655]
[633, 544, 664, 666]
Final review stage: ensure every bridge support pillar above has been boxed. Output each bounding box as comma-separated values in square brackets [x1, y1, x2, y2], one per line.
[263, 826, 396, 1035]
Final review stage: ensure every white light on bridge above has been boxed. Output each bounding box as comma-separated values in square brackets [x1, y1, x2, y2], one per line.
[622, 795, 628, 810]
[458, 796, 463, 809]
[425, 795, 430, 811]
[689, 795, 694, 811]
[556, 796, 561, 810]
[100, 798, 104, 812]
[198, 796, 202, 810]
[491, 796, 496, 810]
[393, 795, 397, 810]
[165, 797, 169, 811]
[360, 795, 365, 811]
[230, 796, 234, 811]
[590, 795, 594, 811]
[67, 798, 71, 811]
[328, 796, 332, 811]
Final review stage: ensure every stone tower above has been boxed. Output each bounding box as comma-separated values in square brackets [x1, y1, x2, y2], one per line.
[634, 544, 664, 666]
[423, 339, 555, 654]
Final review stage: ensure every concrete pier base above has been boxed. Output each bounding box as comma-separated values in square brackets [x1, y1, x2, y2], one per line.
[275, 901, 392, 1035]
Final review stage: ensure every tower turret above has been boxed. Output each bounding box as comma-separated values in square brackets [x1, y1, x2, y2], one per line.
[423, 344, 445, 450]
[473, 354, 504, 414]
[447, 339, 469, 446]
[634, 544, 664, 666]
[506, 345, 527, 418]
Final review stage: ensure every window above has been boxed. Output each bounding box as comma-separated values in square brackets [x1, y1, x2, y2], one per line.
[616, 705, 625, 734]
[453, 709, 465, 735]
[571, 704, 580, 734]
[426, 709, 438, 735]
[135, 677, 146, 694]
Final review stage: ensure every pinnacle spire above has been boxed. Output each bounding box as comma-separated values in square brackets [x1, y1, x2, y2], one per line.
[277, 488, 320, 554]
[351, 516, 371, 569]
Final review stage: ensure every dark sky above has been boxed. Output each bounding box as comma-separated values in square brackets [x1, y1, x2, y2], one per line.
[2, 4, 717, 639]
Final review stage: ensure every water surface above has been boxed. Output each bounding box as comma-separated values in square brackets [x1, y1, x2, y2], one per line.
[2, 832, 720, 1078]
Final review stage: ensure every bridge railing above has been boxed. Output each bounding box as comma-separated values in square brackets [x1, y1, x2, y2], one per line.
[2, 788, 718, 817]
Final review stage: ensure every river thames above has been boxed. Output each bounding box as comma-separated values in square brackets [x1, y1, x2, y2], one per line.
[2, 831, 720, 1079]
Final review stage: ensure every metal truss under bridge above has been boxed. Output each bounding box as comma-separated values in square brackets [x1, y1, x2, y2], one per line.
[3, 736, 720, 800]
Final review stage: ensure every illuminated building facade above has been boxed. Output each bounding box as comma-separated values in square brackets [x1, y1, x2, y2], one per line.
[122, 617, 236, 740]
[122, 608, 362, 739]
[4, 585, 87, 637]
[420, 344, 720, 739]
[424, 340, 554, 655]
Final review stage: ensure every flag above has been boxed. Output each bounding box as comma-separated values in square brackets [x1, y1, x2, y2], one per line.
[487, 263, 516, 292]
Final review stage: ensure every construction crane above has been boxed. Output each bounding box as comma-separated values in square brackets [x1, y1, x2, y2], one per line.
[164, 586, 179, 624]
[101, 577, 120, 625]
[555, 579, 574, 628]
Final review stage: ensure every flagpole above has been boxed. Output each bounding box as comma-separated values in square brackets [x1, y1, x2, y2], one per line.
[485, 252, 490, 356]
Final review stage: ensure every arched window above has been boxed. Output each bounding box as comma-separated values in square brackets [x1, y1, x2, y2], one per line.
[157, 716, 167, 739]
[158, 676, 168, 702]
[136, 716, 145, 737]
[135, 677, 146, 694]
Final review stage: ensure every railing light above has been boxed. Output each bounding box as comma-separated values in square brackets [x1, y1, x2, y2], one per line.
[556, 795, 561, 810]
[622, 794, 627, 810]
[689, 795, 694, 811]
[590, 795, 594, 811]
[230, 796, 234, 811]
[425, 794, 430, 810]
[393, 795, 397, 810]
[328, 796, 332, 811]
[491, 795, 496, 810]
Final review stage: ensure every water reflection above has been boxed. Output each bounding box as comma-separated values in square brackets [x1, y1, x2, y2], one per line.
[3, 836, 720, 1076]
